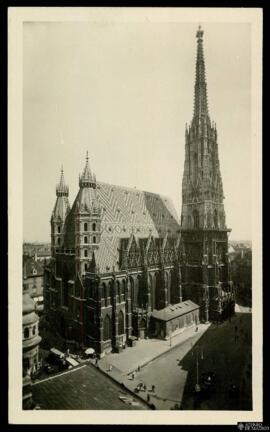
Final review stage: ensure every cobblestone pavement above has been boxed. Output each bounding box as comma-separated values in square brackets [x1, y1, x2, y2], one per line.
[96, 323, 210, 409]
[95, 311, 252, 410]
[99, 323, 210, 375]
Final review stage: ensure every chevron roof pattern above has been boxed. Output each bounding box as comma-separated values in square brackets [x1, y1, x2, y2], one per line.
[65, 181, 180, 273]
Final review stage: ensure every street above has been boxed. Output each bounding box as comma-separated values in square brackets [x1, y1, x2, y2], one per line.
[116, 311, 252, 410]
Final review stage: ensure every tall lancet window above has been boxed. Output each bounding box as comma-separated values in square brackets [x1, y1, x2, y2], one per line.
[193, 210, 200, 228]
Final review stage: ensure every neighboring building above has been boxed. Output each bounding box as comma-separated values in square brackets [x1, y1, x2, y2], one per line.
[149, 300, 200, 340]
[23, 242, 51, 266]
[31, 363, 149, 410]
[23, 292, 42, 376]
[231, 250, 252, 306]
[23, 291, 42, 409]
[44, 27, 234, 357]
[23, 255, 44, 313]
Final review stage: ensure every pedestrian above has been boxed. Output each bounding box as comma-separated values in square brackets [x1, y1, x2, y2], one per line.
[195, 326, 198, 332]
[147, 393, 150, 403]
[132, 372, 135, 380]
[143, 384, 147, 392]
[138, 365, 141, 372]
[108, 365, 112, 372]
[95, 357, 98, 367]
[152, 384, 155, 393]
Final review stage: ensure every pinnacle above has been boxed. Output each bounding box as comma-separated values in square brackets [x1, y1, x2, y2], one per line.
[79, 151, 96, 188]
[56, 166, 69, 196]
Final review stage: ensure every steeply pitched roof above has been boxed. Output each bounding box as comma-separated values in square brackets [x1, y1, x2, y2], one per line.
[64, 181, 180, 272]
[52, 195, 70, 220]
[151, 300, 200, 321]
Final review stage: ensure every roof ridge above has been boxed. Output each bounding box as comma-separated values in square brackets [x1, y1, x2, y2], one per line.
[97, 180, 175, 201]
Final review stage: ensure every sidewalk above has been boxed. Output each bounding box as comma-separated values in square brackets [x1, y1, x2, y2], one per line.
[94, 322, 211, 409]
[99, 322, 210, 375]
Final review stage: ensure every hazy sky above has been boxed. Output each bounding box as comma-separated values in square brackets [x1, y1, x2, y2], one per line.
[23, 21, 251, 242]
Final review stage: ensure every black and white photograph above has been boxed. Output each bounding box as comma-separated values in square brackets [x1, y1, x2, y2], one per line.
[8, 7, 262, 425]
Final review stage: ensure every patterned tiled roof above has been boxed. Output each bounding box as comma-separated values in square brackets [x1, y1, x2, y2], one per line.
[64, 181, 180, 273]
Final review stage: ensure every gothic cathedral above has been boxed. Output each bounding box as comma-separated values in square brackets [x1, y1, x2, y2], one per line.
[44, 27, 235, 356]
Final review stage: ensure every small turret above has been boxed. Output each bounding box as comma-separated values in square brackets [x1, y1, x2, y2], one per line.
[51, 167, 70, 255]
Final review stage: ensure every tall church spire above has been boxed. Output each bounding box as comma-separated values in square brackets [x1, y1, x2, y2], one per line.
[180, 27, 234, 323]
[193, 26, 209, 122]
[181, 26, 226, 231]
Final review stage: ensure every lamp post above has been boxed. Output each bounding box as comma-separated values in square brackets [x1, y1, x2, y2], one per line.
[193, 345, 204, 392]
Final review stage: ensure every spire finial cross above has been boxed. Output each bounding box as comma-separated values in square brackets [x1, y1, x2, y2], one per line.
[86, 150, 89, 163]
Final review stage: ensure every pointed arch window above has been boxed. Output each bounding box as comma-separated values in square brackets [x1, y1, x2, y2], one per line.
[130, 277, 135, 310]
[207, 211, 212, 228]
[84, 249, 88, 258]
[101, 283, 106, 300]
[214, 209, 218, 228]
[57, 226, 61, 234]
[84, 222, 88, 232]
[118, 310, 125, 335]
[116, 280, 121, 299]
[84, 236, 88, 244]
[93, 236, 96, 244]
[103, 315, 112, 341]
[92, 222, 96, 232]
[58, 238, 61, 245]
[63, 265, 69, 307]
[121, 279, 125, 297]
[193, 210, 200, 229]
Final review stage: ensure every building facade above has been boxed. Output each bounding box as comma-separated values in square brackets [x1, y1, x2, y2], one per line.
[44, 27, 234, 356]
[23, 291, 42, 376]
[149, 300, 200, 340]
[23, 255, 44, 313]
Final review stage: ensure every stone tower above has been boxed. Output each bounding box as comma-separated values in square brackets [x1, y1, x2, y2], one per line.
[51, 167, 70, 256]
[74, 152, 101, 276]
[180, 26, 235, 321]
